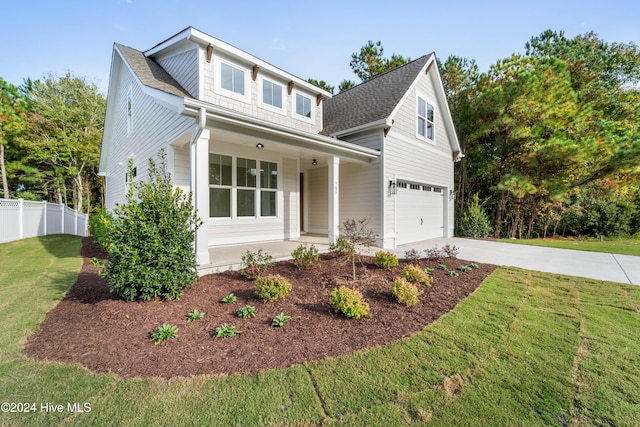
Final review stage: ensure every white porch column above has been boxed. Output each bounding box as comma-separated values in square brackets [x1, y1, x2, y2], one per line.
[328, 156, 340, 244]
[194, 128, 210, 265]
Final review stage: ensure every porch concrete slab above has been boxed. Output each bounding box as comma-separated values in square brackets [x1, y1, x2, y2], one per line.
[394, 237, 639, 285]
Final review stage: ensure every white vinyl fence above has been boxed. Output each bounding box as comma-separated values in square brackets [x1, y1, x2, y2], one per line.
[0, 199, 88, 244]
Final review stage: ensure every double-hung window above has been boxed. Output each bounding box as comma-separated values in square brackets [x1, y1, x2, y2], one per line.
[209, 154, 278, 218]
[417, 96, 435, 142]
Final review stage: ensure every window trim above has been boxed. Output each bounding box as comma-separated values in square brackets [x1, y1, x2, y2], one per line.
[259, 77, 286, 115]
[416, 92, 436, 144]
[213, 57, 251, 104]
[293, 90, 314, 123]
[208, 154, 279, 220]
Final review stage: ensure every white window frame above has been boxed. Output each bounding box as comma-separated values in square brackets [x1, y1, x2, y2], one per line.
[416, 93, 435, 144]
[208, 154, 279, 220]
[213, 57, 251, 104]
[259, 77, 286, 115]
[293, 90, 314, 124]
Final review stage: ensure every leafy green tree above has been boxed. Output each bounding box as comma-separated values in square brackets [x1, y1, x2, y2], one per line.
[307, 78, 334, 94]
[21, 73, 105, 211]
[349, 40, 410, 81]
[0, 78, 29, 198]
[95, 150, 202, 301]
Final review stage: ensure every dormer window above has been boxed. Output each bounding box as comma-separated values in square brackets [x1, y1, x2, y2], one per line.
[221, 62, 245, 95]
[214, 57, 251, 103]
[261, 78, 283, 110]
[295, 93, 312, 119]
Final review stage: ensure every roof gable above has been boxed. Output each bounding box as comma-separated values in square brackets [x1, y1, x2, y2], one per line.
[321, 55, 432, 136]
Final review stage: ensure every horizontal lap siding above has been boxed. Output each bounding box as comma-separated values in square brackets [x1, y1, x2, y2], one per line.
[172, 145, 190, 192]
[157, 49, 199, 98]
[104, 60, 193, 210]
[339, 162, 381, 236]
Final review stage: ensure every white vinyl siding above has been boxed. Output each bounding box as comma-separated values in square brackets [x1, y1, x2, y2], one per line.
[157, 48, 199, 98]
[339, 162, 381, 238]
[306, 166, 328, 234]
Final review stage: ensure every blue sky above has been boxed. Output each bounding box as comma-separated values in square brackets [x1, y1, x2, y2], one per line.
[1, 0, 638, 94]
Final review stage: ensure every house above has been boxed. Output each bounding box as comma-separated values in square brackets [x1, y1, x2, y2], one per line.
[99, 27, 462, 266]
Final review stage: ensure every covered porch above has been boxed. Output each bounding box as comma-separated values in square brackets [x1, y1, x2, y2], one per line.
[177, 101, 380, 266]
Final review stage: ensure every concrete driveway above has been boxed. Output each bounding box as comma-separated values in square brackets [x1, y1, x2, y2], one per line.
[395, 237, 640, 285]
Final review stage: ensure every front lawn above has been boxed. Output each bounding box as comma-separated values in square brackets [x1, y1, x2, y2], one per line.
[1, 236, 639, 426]
[499, 237, 640, 256]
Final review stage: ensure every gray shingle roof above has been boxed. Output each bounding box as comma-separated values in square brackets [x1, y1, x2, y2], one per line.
[321, 54, 433, 136]
[115, 43, 194, 99]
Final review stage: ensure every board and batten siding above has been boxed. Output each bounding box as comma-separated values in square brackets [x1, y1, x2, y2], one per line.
[104, 58, 194, 210]
[382, 70, 456, 244]
[157, 48, 199, 98]
[171, 144, 190, 193]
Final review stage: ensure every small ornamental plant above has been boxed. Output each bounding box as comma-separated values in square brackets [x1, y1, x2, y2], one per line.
[404, 248, 422, 264]
[221, 293, 237, 304]
[402, 264, 432, 287]
[254, 275, 292, 302]
[187, 309, 205, 322]
[236, 305, 257, 319]
[291, 244, 321, 270]
[447, 270, 460, 277]
[215, 324, 241, 338]
[272, 312, 292, 327]
[240, 249, 274, 280]
[330, 286, 370, 319]
[151, 324, 178, 345]
[457, 265, 472, 272]
[469, 263, 479, 269]
[391, 277, 420, 307]
[437, 264, 449, 271]
[425, 267, 435, 274]
[329, 237, 355, 257]
[375, 251, 399, 269]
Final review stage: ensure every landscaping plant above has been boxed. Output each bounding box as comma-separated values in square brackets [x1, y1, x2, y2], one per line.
[402, 264, 432, 286]
[460, 193, 492, 238]
[214, 324, 241, 338]
[442, 244, 460, 258]
[291, 244, 321, 269]
[236, 305, 257, 319]
[437, 264, 449, 271]
[151, 324, 178, 345]
[187, 309, 205, 322]
[329, 237, 355, 257]
[375, 251, 399, 269]
[240, 249, 274, 279]
[254, 274, 292, 302]
[391, 277, 420, 307]
[272, 312, 292, 327]
[93, 150, 202, 301]
[330, 286, 370, 319]
[88, 208, 113, 250]
[404, 248, 422, 264]
[425, 245, 446, 262]
[447, 270, 460, 277]
[457, 265, 472, 272]
[338, 218, 377, 280]
[221, 293, 237, 304]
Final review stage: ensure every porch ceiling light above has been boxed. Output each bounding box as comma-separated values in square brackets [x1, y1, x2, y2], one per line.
[256, 143, 264, 149]
[312, 159, 318, 165]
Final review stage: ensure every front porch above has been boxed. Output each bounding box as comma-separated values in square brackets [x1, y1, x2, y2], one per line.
[198, 234, 329, 275]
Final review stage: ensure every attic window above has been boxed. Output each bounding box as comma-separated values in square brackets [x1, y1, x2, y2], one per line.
[126, 88, 132, 134]
[221, 62, 245, 95]
[295, 93, 312, 119]
[417, 95, 435, 142]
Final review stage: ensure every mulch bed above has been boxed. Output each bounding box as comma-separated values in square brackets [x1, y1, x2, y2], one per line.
[25, 238, 497, 379]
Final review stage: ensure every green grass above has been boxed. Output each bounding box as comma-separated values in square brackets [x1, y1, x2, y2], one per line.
[1, 236, 639, 426]
[499, 237, 640, 256]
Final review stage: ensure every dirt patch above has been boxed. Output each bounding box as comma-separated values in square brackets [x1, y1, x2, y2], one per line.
[25, 238, 497, 379]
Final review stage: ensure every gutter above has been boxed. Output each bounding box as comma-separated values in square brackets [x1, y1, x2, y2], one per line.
[329, 118, 392, 139]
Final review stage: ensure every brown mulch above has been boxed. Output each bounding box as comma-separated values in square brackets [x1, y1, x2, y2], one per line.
[25, 238, 497, 379]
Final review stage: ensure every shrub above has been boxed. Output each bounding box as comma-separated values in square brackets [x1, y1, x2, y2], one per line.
[375, 251, 399, 269]
[442, 244, 459, 258]
[330, 286, 370, 319]
[425, 245, 446, 262]
[215, 324, 241, 338]
[95, 150, 202, 301]
[391, 277, 420, 307]
[254, 275, 292, 302]
[89, 208, 113, 250]
[329, 237, 355, 257]
[236, 305, 257, 319]
[272, 312, 292, 327]
[240, 249, 274, 280]
[339, 218, 377, 280]
[292, 244, 321, 269]
[402, 264, 432, 286]
[460, 193, 492, 237]
[404, 248, 422, 264]
[187, 309, 205, 322]
[221, 293, 237, 304]
[151, 324, 178, 345]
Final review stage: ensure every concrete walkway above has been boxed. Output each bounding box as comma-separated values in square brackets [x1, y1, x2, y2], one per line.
[394, 237, 640, 285]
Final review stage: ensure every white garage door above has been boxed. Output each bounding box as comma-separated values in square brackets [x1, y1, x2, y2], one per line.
[396, 182, 444, 245]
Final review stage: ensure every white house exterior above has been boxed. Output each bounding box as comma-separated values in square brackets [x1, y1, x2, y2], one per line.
[99, 27, 462, 266]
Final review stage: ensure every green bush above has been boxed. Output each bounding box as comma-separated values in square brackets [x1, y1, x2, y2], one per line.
[291, 244, 321, 269]
[329, 237, 355, 257]
[391, 277, 420, 307]
[95, 150, 202, 301]
[460, 193, 492, 238]
[240, 249, 274, 280]
[254, 275, 292, 302]
[375, 251, 399, 269]
[89, 208, 113, 251]
[330, 286, 370, 319]
[402, 264, 432, 286]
